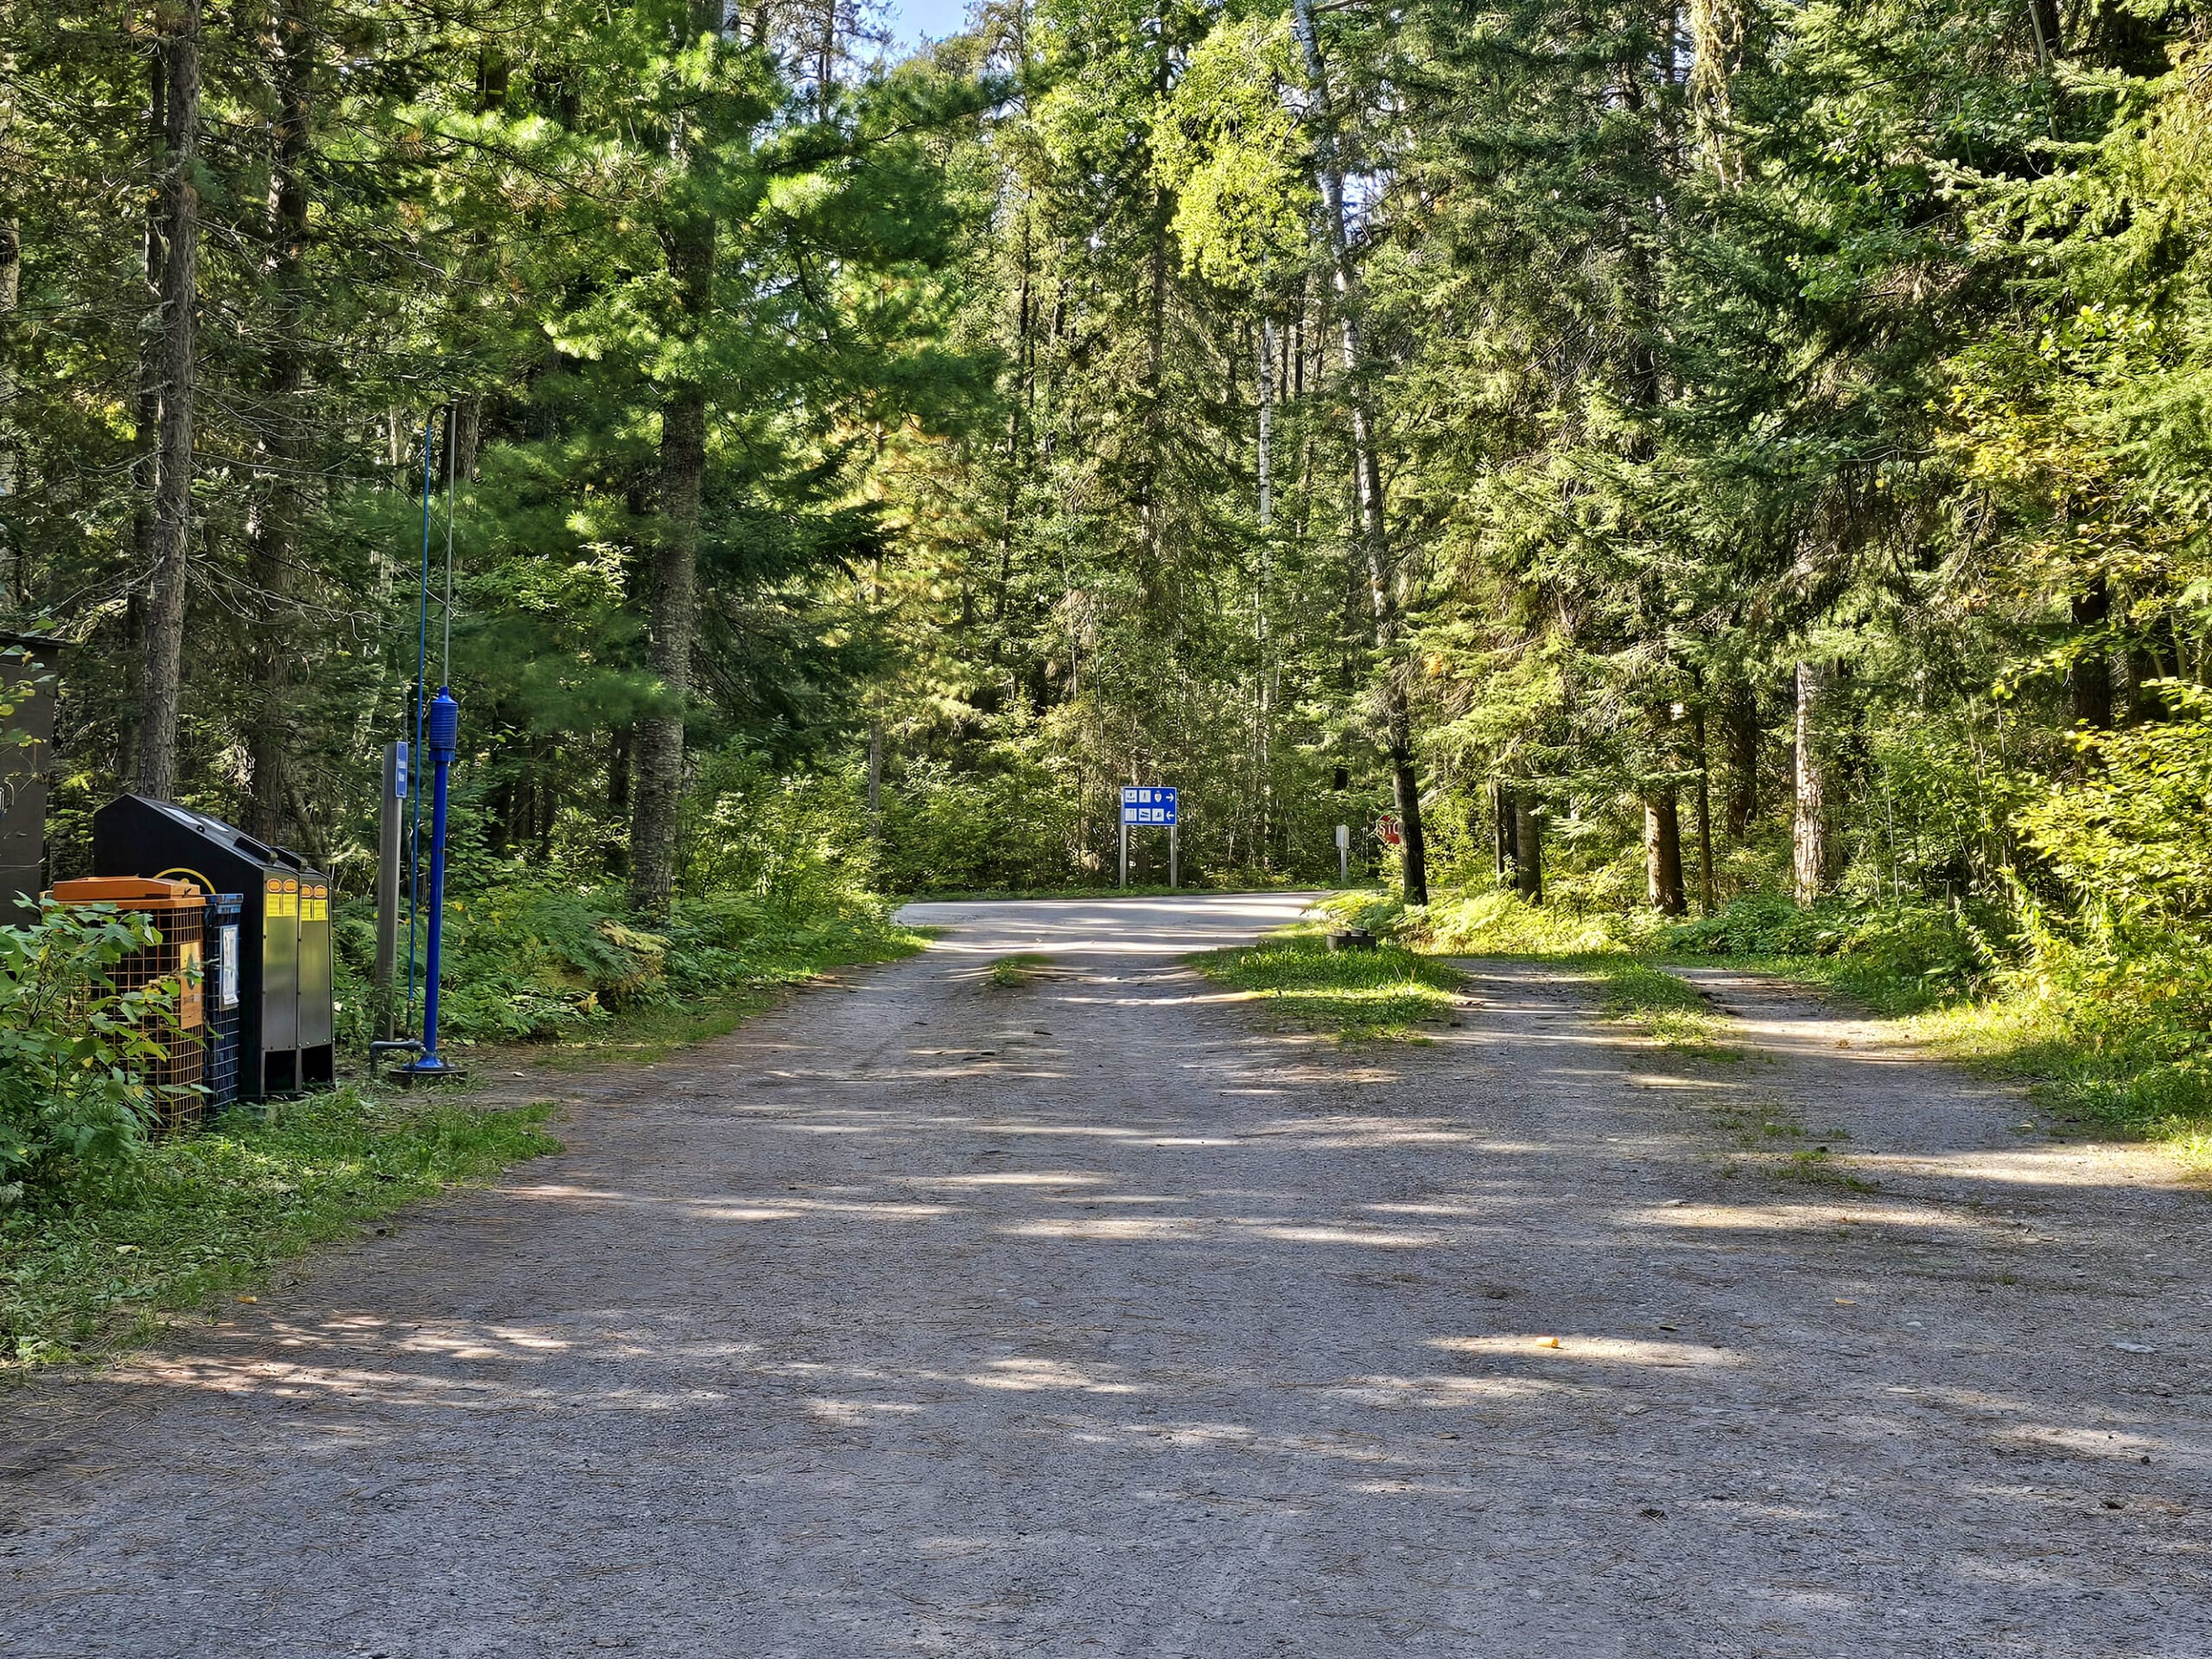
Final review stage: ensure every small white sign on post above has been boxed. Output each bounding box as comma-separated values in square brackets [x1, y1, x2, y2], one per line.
[1336, 823, 1350, 886]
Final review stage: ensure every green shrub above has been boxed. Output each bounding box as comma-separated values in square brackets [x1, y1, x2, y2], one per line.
[1663, 893, 1989, 987]
[0, 901, 196, 1199]
[334, 881, 919, 1047]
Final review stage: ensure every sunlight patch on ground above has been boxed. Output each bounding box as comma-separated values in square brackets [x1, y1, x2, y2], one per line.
[1429, 1334, 1741, 1368]
[1325, 1374, 1575, 1408]
[963, 1357, 1144, 1394]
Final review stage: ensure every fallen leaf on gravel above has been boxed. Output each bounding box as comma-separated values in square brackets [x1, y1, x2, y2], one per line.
[1536, 1337, 1560, 1349]
[2111, 1341, 2155, 1354]
[236, 1296, 257, 1304]
[1834, 1299, 1857, 1306]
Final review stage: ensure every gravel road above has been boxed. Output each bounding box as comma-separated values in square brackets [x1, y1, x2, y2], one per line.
[4, 893, 2209, 1657]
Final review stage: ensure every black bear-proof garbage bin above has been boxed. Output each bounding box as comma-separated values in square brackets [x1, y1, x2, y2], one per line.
[92, 796, 335, 1100]
[202, 891, 245, 1111]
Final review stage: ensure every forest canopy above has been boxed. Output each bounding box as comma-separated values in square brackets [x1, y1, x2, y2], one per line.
[4, 0, 2212, 1060]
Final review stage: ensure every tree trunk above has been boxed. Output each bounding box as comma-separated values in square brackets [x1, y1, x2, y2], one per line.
[247, 0, 311, 842]
[1792, 659, 1830, 904]
[630, 387, 704, 912]
[626, 2, 722, 912]
[0, 212, 19, 609]
[2070, 576, 2112, 733]
[453, 396, 480, 482]
[1137, 29, 1169, 575]
[1724, 678, 1758, 837]
[866, 719, 884, 826]
[137, 0, 203, 803]
[1492, 781, 1516, 881]
[1257, 318, 1274, 528]
[1645, 794, 1686, 915]
[1693, 702, 1717, 914]
[1294, 0, 1427, 906]
[122, 48, 168, 781]
[1513, 795, 1543, 905]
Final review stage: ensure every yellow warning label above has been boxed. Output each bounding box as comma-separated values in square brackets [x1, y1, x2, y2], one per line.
[270, 892, 296, 919]
[302, 899, 326, 923]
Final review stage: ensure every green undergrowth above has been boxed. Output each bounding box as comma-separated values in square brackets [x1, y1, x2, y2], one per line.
[0, 1089, 561, 1371]
[896, 883, 1299, 903]
[1321, 884, 2212, 1164]
[521, 988, 785, 1069]
[1312, 891, 1736, 1058]
[986, 953, 1053, 988]
[1192, 923, 1465, 1042]
[334, 888, 925, 1049]
[1585, 957, 1745, 1062]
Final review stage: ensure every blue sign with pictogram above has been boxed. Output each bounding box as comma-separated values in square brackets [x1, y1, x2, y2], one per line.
[1121, 785, 1177, 826]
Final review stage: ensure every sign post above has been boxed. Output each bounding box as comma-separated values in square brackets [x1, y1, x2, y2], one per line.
[373, 741, 408, 1040]
[1119, 785, 1178, 888]
[1336, 822, 1349, 887]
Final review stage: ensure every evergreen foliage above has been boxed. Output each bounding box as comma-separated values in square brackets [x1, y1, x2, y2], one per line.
[4, 0, 2212, 1109]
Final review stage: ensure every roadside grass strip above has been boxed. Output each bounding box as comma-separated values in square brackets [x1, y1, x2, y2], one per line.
[1586, 959, 1746, 1063]
[987, 953, 1053, 988]
[1192, 924, 1465, 1042]
[1, 1090, 559, 1372]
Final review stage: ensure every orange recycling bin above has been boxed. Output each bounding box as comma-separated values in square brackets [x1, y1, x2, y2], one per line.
[49, 875, 207, 1131]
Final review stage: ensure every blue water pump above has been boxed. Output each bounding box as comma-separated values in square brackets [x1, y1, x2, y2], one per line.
[399, 686, 462, 1077]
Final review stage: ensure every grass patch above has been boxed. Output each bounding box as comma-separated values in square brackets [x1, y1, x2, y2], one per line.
[1, 1089, 561, 1372]
[1907, 992, 2212, 1169]
[1772, 1147, 1881, 1192]
[986, 953, 1052, 988]
[525, 988, 783, 1068]
[1372, 883, 2212, 1165]
[1586, 958, 1745, 1062]
[1192, 924, 1465, 1042]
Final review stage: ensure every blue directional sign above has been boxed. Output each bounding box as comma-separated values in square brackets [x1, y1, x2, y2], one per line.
[1120, 785, 1177, 826]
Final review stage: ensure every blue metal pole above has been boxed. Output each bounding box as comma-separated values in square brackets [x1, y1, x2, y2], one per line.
[408, 415, 435, 1027]
[406, 686, 461, 1076]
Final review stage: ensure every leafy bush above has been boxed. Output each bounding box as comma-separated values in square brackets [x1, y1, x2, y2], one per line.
[1662, 893, 1990, 990]
[335, 880, 920, 1047]
[2010, 689, 2212, 1033]
[0, 901, 196, 1199]
[878, 756, 1090, 894]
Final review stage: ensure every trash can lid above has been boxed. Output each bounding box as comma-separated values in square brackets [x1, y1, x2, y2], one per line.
[51, 875, 204, 907]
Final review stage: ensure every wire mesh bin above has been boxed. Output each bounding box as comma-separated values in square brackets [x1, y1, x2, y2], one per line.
[201, 892, 244, 1113]
[49, 876, 208, 1134]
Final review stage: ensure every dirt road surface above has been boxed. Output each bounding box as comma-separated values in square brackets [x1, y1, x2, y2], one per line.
[4, 894, 2209, 1656]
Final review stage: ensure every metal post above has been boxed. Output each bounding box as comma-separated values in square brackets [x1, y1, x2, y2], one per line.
[1169, 824, 1178, 889]
[372, 742, 406, 1039]
[1337, 823, 1349, 887]
[402, 690, 461, 1078]
[1119, 822, 1128, 889]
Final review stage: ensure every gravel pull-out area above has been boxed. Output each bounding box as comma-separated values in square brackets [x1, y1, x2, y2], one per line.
[3, 894, 2208, 1657]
